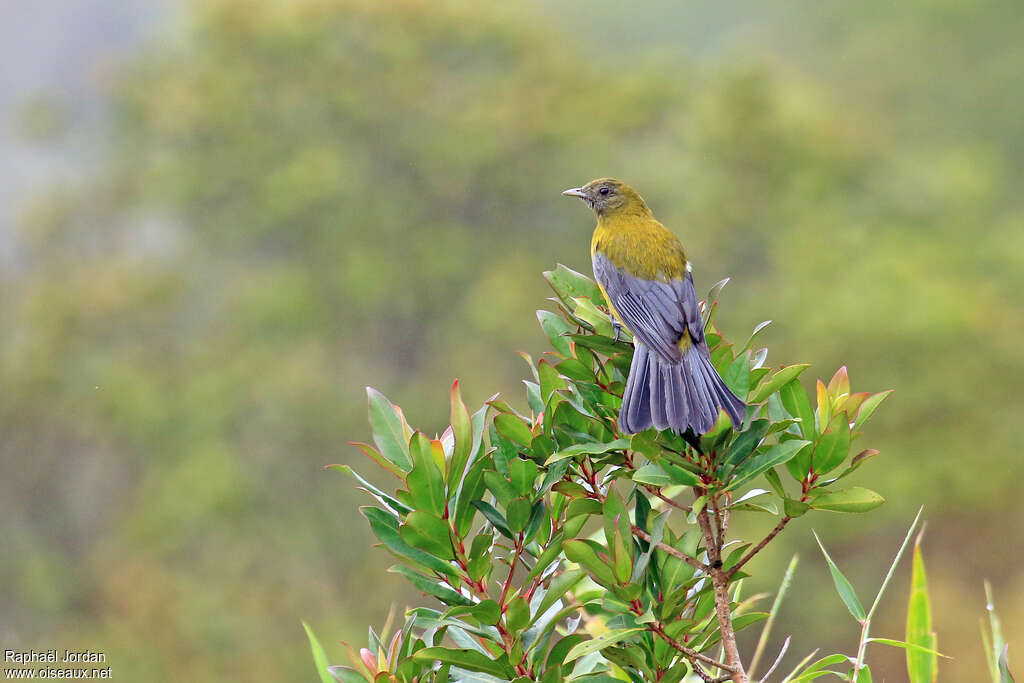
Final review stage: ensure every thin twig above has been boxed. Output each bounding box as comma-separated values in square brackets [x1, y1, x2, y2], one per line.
[758, 635, 791, 683]
[725, 516, 792, 579]
[648, 622, 737, 673]
[645, 484, 692, 512]
[632, 526, 708, 571]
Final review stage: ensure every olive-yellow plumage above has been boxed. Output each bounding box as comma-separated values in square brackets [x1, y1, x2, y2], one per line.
[563, 178, 745, 435]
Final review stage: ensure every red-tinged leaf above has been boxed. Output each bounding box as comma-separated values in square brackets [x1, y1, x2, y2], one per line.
[816, 380, 831, 429]
[349, 442, 404, 479]
[839, 391, 870, 417]
[854, 390, 894, 431]
[366, 387, 413, 473]
[810, 487, 885, 513]
[448, 380, 474, 488]
[828, 366, 850, 399]
[494, 413, 533, 447]
[407, 432, 446, 517]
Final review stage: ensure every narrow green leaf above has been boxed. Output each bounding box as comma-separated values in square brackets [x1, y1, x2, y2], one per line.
[724, 351, 751, 397]
[547, 438, 631, 463]
[854, 390, 893, 431]
[813, 530, 865, 621]
[413, 647, 514, 678]
[631, 464, 673, 487]
[362, 507, 456, 577]
[810, 487, 886, 513]
[390, 565, 472, 606]
[563, 627, 645, 663]
[537, 310, 574, 356]
[724, 419, 771, 468]
[303, 621, 336, 683]
[726, 440, 811, 492]
[811, 413, 852, 475]
[572, 296, 615, 337]
[471, 500, 514, 540]
[779, 379, 816, 440]
[867, 507, 923, 620]
[749, 364, 811, 404]
[366, 387, 413, 472]
[449, 381, 474, 489]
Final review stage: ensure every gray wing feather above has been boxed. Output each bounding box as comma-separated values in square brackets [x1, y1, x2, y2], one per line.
[593, 253, 704, 365]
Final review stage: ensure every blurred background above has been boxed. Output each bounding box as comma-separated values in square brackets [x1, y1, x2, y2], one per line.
[1, 0, 1022, 680]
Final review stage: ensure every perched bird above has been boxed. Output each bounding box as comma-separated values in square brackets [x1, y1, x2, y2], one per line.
[563, 178, 745, 435]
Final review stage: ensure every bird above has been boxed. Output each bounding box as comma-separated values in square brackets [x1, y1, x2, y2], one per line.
[562, 178, 745, 436]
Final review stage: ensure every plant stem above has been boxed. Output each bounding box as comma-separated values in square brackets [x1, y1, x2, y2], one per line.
[853, 618, 871, 681]
[632, 525, 708, 572]
[699, 500, 748, 683]
[725, 516, 792, 580]
[649, 621, 737, 673]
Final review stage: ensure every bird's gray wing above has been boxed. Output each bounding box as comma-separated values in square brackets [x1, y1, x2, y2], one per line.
[593, 253, 705, 365]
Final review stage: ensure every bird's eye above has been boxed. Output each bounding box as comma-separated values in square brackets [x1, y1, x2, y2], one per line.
[599, 186, 610, 196]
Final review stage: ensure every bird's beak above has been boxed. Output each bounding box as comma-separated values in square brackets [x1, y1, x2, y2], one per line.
[562, 187, 587, 199]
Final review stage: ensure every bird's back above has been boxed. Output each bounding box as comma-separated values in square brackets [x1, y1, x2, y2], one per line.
[591, 213, 688, 282]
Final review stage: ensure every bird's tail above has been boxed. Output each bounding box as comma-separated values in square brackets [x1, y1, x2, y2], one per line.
[619, 344, 746, 436]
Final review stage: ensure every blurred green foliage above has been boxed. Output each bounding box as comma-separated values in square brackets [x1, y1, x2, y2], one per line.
[1, 0, 1021, 681]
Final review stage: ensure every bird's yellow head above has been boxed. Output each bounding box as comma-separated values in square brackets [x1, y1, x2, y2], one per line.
[562, 178, 651, 218]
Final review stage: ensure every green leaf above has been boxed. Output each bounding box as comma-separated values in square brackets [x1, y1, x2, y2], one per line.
[362, 507, 456, 577]
[390, 565, 473, 606]
[563, 628, 645, 663]
[811, 412, 851, 475]
[631, 464, 673, 487]
[779, 378, 816, 440]
[572, 296, 615, 337]
[538, 359, 568, 404]
[810, 487, 885, 513]
[661, 461, 702, 487]
[723, 351, 751, 397]
[483, 470, 517, 506]
[413, 647, 515, 678]
[494, 414, 534, 447]
[303, 621, 336, 683]
[408, 432, 446, 517]
[563, 539, 617, 588]
[506, 497, 532, 532]
[508, 457, 539, 497]
[813, 530, 865, 621]
[449, 381, 474, 488]
[401, 510, 455, 559]
[366, 387, 413, 472]
[537, 310, 574, 356]
[547, 438, 631, 463]
[471, 500, 514, 540]
[749, 364, 812, 404]
[505, 596, 531, 632]
[546, 635, 587, 669]
[567, 333, 632, 357]
[327, 666, 366, 683]
[700, 409, 734, 453]
[544, 264, 604, 307]
[726, 440, 811, 492]
[724, 419, 771, 468]
[329, 464, 411, 516]
[532, 569, 585, 624]
[854, 389, 893, 431]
